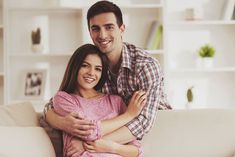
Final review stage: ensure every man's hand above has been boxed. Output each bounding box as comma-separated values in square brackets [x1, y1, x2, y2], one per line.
[66, 137, 85, 157]
[61, 112, 96, 138]
[83, 139, 118, 154]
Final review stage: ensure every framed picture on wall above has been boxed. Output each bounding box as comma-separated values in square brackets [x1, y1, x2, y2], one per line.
[21, 69, 47, 100]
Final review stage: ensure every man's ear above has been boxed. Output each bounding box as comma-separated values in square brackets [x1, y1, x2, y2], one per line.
[120, 24, 125, 33]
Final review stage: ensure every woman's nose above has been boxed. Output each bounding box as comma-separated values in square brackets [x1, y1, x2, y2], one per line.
[87, 68, 95, 75]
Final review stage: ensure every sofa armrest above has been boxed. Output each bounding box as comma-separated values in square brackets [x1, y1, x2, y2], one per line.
[38, 113, 63, 157]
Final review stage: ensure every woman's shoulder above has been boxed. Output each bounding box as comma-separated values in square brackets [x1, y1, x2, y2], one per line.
[54, 91, 76, 103]
[55, 91, 71, 98]
[106, 94, 123, 103]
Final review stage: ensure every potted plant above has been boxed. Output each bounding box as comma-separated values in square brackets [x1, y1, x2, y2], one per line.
[31, 27, 43, 53]
[186, 86, 194, 109]
[197, 44, 215, 68]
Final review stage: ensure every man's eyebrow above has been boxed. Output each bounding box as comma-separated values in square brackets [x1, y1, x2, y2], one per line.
[91, 23, 115, 28]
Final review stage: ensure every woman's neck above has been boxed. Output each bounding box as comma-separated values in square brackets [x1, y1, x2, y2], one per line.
[77, 88, 101, 99]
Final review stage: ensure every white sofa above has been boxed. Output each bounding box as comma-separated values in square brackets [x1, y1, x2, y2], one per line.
[1, 102, 235, 157]
[142, 109, 235, 157]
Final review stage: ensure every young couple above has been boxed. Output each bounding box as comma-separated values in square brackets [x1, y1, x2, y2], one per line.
[44, 1, 172, 157]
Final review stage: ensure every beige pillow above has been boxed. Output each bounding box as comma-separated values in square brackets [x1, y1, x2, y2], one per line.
[0, 126, 56, 157]
[0, 102, 39, 126]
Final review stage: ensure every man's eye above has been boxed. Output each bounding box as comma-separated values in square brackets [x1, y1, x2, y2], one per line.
[91, 27, 99, 32]
[106, 26, 114, 30]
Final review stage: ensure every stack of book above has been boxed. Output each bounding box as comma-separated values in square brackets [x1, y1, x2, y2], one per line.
[144, 20, 163, 50]
[222, 0, 235, 20]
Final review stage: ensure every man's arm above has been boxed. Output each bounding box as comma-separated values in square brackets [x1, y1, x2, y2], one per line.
[44, 91, 146, 139]
[44, 99, 95, 137]
[125, 60, 164, 139]
[103, 60, 167, 142]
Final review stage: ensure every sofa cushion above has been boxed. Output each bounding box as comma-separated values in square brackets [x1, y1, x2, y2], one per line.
[142, 109, 235, 157]
[0, 126, 55, 157]
[0, 102, 39, 126]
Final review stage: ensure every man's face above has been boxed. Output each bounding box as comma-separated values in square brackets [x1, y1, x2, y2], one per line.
[89, 12, 125, 55]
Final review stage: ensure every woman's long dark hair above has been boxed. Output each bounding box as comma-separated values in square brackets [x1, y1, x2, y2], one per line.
[59, 44, 108, 93]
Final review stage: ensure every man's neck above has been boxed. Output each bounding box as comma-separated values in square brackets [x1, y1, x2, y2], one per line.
[106, 45, 123, 73]
[107, 52, 122, 74]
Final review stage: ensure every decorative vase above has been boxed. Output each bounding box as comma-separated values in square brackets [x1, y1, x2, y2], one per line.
[202, 57, 214, 68]
[185, 102, 193, 109]
[31, 44, 43, 53]
[196, 57, 214, 68]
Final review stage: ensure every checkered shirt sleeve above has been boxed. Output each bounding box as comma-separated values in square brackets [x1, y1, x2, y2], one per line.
[43, 98, 53, 120]
[125, 60, 163, 140]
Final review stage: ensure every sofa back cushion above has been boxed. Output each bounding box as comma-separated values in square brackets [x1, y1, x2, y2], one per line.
[0, 126, 55, 157]
[0, 102, 56, 157]
[0, 101, 38, 126]
[142, 109, 235, 157]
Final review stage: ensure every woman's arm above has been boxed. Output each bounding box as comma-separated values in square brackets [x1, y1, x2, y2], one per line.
[99, 91, 146, 136]
[83, 139, 141, 157]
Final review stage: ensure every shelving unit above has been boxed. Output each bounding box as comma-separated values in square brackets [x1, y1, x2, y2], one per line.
[4, 0, 234, 111]
[4, 0, 164, 111]
[165, 0, 235, 109]
[0, 0, 4, 105]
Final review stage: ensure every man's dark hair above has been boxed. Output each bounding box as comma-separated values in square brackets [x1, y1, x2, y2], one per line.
[87, 1, 123, 28]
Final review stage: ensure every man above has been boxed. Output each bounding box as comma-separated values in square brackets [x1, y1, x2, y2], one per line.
[44, 0, 171, 155]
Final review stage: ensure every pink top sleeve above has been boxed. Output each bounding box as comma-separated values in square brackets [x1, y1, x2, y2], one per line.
[53, 91, 101, 141]
[53, 91, 80, 116]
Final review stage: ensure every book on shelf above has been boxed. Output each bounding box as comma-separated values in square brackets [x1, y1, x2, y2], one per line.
[221, 0, 235, 20]
[145, 20, 163, 50]
[233, 6, 235, 20]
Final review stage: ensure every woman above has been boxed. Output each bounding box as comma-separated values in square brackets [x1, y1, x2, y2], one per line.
[52, 44, 146, 157]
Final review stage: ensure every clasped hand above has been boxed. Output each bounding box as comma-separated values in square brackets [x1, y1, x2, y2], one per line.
[62, 112, 96, 138]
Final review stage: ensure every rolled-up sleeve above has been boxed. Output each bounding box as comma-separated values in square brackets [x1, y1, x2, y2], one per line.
[126, 61, 162, 140]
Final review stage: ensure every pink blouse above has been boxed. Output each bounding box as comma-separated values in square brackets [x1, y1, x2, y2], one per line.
[53, 91, 142, 157]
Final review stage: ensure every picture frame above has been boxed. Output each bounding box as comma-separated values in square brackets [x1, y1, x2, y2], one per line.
[21, 69, 47, 100]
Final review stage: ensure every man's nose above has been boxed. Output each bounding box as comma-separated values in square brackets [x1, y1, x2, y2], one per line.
[99, 29, 107, 39]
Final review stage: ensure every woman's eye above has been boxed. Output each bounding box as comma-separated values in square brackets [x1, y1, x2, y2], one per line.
[81, 64, 88, 67]
[96, 68, 102, 72]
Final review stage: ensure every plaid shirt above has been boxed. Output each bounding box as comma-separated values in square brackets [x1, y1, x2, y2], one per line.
[43, 42, 171, 139]
[102, 42, 171, 139]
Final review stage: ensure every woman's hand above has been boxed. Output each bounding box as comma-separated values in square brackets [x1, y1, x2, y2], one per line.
[83, 139, 118, 154]
[125, 90, 146, 118]
[66, 137, 85, 157]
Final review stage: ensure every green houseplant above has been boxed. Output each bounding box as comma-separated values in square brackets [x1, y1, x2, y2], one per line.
[198, 44, 215, 58]
[31, 27, 43, 53]
[197, 44, 216, 68]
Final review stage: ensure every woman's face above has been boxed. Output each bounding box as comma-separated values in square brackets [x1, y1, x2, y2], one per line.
[77, 53, 103, 90]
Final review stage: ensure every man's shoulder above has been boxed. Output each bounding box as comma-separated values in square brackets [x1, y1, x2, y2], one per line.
[123, 42, 161, 72]
[124, 42, 157, 62]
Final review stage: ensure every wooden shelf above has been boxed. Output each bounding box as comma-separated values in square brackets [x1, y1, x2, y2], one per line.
[170, 67, 235, 73]
[167, 20, 235, 25]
